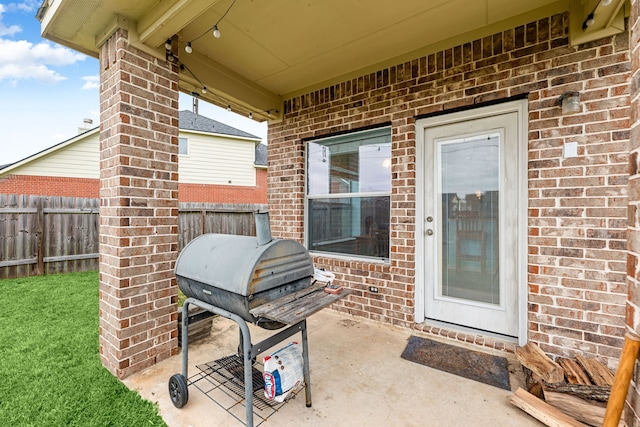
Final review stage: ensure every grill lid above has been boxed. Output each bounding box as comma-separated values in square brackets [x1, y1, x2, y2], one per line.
[175, 233, 314, 296]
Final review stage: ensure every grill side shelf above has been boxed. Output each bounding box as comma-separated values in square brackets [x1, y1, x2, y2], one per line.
[249, 286, 352, 325]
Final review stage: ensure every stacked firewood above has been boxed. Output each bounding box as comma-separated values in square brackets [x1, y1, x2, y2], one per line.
[510, 343, 620, 427]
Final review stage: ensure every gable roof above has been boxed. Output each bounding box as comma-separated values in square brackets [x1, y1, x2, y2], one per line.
[0, 127, 99, 173]
[179, 110, 259, 140]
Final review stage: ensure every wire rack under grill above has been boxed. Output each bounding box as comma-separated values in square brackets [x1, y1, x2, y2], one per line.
[189, 354, 302, 426]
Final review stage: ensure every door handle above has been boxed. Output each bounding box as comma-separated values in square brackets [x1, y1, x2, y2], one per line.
[426, 229, 434, 236]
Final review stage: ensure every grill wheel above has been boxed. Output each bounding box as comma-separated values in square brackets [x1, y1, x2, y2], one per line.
[168, 374, 189, 408]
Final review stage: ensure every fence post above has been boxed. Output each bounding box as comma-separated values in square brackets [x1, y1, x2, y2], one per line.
[36, 197, 44, 275]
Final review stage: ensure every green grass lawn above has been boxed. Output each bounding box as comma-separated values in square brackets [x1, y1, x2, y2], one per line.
[0, 271, 168, 427]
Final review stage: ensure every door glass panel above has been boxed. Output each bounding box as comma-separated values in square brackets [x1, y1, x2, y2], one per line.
[438, 133, 500, 305]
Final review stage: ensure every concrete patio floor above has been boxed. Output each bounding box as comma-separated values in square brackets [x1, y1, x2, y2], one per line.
[124, 310, 543, 427]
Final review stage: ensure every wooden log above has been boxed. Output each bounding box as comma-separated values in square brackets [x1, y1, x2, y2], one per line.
[557, 357, 591, 385]
[515, 343, 565, 384]
[528, 381, 545, 399]
[603, 333, 640, 427]
[543, 389, 620, 427]
[575, 355, 615, 387]
[510, 387, 588, 427]
[542, 382, 610, 402]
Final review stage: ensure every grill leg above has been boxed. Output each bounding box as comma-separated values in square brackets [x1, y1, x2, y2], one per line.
[181, 302, 190, 379]
[302, 320, 312, 408]
[238, 319, 254, 427]
[179, 298, 256, 426]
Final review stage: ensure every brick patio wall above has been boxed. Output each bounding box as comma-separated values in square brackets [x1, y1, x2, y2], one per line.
[268, 12, 630, 366]
[0, 169, 267, 204]
[98, 29, 180, 379]
[626, 0, 640, 423]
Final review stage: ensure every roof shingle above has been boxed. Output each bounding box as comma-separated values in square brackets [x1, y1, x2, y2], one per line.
[179, 110, 260, 139]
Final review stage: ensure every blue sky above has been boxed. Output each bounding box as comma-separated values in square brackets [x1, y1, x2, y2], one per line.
[0, 1, 267, 165]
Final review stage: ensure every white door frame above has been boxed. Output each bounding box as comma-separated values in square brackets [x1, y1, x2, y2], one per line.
[414, 99, 528, 345]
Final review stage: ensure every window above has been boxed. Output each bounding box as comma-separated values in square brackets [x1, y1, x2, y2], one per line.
[306, 127, 391, 259]
[179, 137, 188, 155]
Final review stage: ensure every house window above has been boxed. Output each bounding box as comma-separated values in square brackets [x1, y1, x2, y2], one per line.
[306, 127, 391, 259]
[179, 137, 188, 155]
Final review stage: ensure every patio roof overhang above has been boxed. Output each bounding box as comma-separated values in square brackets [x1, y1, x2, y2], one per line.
[37, 0, 627, 122]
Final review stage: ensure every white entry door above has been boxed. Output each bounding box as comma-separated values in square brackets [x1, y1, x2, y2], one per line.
[418, 102, 525, 338]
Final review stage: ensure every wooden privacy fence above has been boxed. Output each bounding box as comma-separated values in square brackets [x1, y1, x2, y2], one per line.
[178, 202, 266, 249]
[0, 194, 267, 279]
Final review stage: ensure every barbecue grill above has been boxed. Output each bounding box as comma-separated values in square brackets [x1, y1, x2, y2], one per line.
[168, 212, 350, 427]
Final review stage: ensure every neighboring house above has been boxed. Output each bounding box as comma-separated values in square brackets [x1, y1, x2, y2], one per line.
[0, 110, 267, 204]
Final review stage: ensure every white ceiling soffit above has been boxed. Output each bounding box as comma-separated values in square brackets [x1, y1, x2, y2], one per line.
[37, 0, 628, 122]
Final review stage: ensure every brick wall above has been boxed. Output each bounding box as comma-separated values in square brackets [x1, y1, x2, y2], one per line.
[626, 0, 640, 423]
[268, 12, 630, 365]
[0, 175, 99, 198]
[0, 169, 267, 204]
[178, 168, 267, 203]
[98, 29, 180, 379]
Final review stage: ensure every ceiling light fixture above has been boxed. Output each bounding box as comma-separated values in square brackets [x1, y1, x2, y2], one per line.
[227, 105, 232, 112]
[582, 12, 595, 30]
[184, 0, 237, 53]
[582, 0, 614, 31]
[265, 109, 280, 118]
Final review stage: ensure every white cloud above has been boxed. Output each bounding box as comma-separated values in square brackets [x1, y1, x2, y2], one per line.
[0, 39, 86, 83]
[0, 4, 21, 36]
[4, 1, 41, 13]
[0, 2, 87, 84]
[0, 62, 65, 83]
[81, 75, 99, 90]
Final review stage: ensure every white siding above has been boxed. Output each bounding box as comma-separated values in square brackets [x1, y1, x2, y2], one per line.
[178, 132, 256, 186]
[4, 130, 258, 186]
[12, 134, 100, 178]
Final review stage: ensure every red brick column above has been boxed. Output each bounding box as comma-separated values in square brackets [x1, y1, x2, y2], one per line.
[98, 29, 180, 378]
[627, 0, 640, 422]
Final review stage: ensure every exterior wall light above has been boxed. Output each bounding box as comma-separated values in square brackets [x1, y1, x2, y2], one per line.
[558, 91, 580, 115]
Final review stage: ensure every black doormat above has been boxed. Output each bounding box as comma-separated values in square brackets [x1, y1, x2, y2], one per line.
[401, 336, 511, 390]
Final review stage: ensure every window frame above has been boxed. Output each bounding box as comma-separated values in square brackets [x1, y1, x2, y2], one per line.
[178, 137, 189, 156]
[304, 126, 392, 261]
